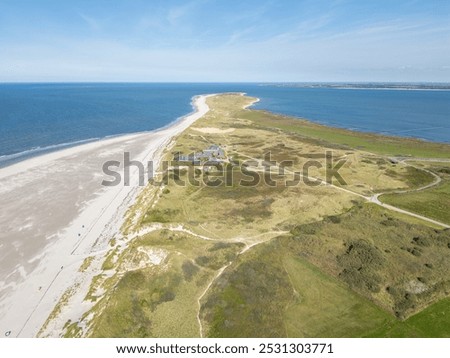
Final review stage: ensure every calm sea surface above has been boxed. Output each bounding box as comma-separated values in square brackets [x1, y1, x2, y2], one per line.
[0, 83, 449, 167]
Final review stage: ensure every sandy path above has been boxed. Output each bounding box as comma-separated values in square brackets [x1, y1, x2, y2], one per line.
[0, 95, 212, 338]
[371, 163, 449, 228]
[234, 149, 449, 228]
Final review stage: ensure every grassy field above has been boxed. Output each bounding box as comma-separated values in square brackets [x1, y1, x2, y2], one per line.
[282, 256, 393, 337]
[200, 248, 389, 338]
[200, 240, 294, 337]
[382, 181, 450, 225]
[71, 94, 450, 338]
[369, 298, 450, 337]
[88, 230, 245, 338]
[239, 110, 450, 159]
[199, 203, 450, 337]
[381, 162, 450, 225]
[286, 204, 450, 319]
[90, 259, 201, 338]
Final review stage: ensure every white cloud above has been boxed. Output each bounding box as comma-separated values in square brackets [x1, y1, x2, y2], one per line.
[78, 13, 101, 31]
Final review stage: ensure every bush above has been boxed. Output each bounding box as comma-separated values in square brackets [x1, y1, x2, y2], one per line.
[209, 242, 233, 252]
[380, 217, 397, 227]
[395, 293, 417, 319]
[386, 286, 399, 296]
[406, 247, 422, 257]
[325, 215, 341, 224]
[337, 240, 385, 293]
[195, 256, 210, 267]
[291, 223, 318, 236]
[143, 208, 181, 223]
[182, 260, 199, 281]
[412, 236, 431, 247]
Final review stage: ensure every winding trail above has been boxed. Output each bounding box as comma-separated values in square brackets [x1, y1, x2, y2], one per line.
[371, 159, 449, 228]
[196, 264, 230, 338]
[38, 94, 449, 338]
[235, 150, 449, 228]
[195, 240, 271, 338]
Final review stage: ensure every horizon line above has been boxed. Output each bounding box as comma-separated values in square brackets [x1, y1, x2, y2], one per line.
[1, 81, 450, 84]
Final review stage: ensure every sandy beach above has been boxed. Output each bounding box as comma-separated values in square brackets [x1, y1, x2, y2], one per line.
[0, 94, 211, 338]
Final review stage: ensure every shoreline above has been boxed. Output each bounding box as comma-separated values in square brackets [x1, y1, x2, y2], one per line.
[1, 88, 448, 173]
[248, 107, 450, 148]
[0, 94, 213, 337]
[1, 92, 449, 337]
[0, 94, 212, 178]
[57, 92, 450, 338]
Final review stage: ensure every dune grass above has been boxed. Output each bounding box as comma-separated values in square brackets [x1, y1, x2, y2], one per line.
[79, 94, 450, 338]
[200, 236, 392, 338]
[200, 203, 450, 337]
[283, 255, 393, 337]
[88, 230, 245, 338]
[240, 110, 450, 159]
[381, 180, 450, 225]
[286, 204, 450, 319]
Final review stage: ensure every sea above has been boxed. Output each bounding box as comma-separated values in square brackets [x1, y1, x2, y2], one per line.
[0, 83, 449, 168]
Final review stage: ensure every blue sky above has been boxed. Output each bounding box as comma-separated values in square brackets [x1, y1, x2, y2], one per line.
[0, 0, 449, 82]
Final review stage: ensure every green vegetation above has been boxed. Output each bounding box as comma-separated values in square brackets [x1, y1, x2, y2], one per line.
[381, 165, 450, 225]
[239, 110, 450, 158]
[78, 256, 94, 272]
[200, 203, 450, 337]
[101, 248, 119, 270]
[382, 166, 435, 190]
[63, 320, 82, 338]
[142, 208, 182, 224]
[73, 94, 450, 338]
[91, 268, 181, 337]
[382, 181, 450, 225]
[38, 285, 78, 337]
[200, 241, 294, 337]
[200, 238, 394, 338]
[88, 230, 245, 338]
[288, 204, 450, 319]
[84, 274, 105, 302]
[369, 298, 450, 337]
[283, 255, 392, 337]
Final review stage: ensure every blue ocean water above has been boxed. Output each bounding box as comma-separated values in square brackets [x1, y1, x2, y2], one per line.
[251, 86, 450, 142]
[0, 83, 449, 167]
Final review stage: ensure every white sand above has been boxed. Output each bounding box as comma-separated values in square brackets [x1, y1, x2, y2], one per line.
[0, 94, 212, 338]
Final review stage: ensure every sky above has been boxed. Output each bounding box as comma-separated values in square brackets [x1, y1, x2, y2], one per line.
[0, 0, 449, 82]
